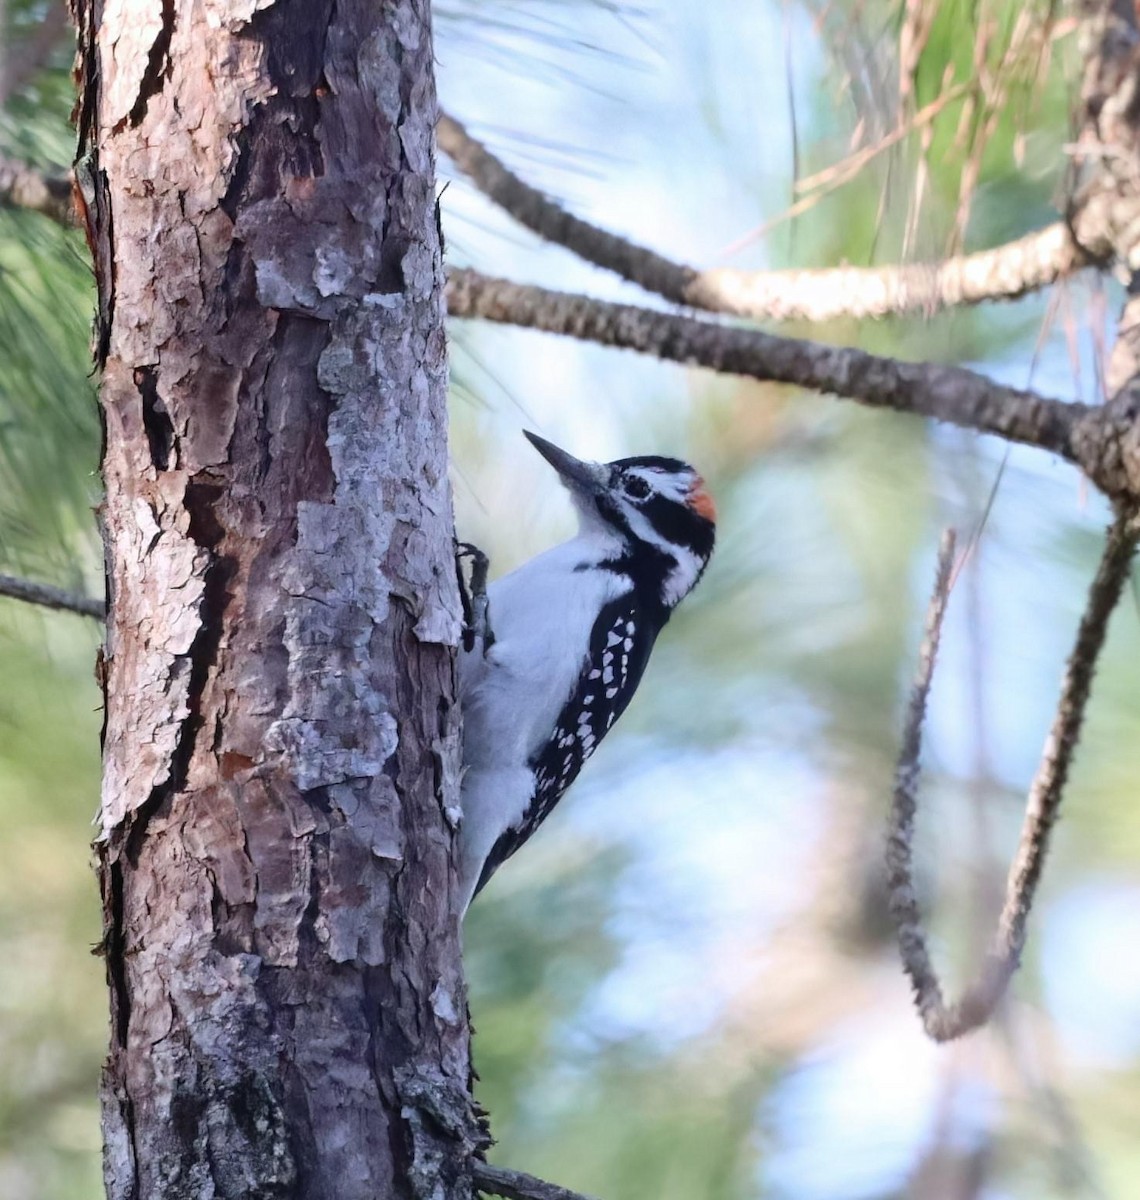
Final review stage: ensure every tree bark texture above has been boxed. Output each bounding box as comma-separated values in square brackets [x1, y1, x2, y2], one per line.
[73, 2, 472, 1197]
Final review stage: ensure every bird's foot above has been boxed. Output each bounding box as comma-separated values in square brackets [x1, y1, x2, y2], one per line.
[456, 541, 494, 653]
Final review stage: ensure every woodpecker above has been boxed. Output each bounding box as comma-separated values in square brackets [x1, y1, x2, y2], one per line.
[456, 431, 716, 914]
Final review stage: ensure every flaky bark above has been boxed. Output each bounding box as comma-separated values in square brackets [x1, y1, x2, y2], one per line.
[75, 1, 473, 1197]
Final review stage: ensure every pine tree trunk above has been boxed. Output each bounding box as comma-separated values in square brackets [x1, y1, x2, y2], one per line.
[72, 2, 472, 1196]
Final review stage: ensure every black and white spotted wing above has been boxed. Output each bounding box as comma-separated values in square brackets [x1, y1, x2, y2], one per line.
[474, 595, 659, 896]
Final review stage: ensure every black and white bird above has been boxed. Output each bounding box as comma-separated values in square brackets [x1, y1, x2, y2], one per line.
[456, 431, 716, 913]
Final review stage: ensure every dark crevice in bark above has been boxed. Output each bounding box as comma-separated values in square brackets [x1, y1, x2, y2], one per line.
[219, 93, 325, 222]
[137, 367, 174, 470]
[168, 1084, 204, 1155]
[70, 0, 99, 145]
[185, 478, 230, 549]
[255, 397, 273, 482]
[209, 866, 255, 958]
[252, 0, 335, 97]
[98, 849, 143, 1197]
[100, 1072, 142, 1200]
[70, 0, 112, 366]
[219, 141, 256, 224]
[379, 234, 412, 294]
[99, 854, 133, 1047]
[166, 566, 235, 780]
[74, 160, 115, 366]
[122, 484, 235, 870]
[124, 0, 176, 130]
[96, 500, 112, 758]
[270, 314, 335, 489]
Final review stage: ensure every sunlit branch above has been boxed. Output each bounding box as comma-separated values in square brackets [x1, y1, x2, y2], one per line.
[474, 1163, 600, 1200]
[887, 515, 1138, 1042]
[437, 113, 1089, 322]
[0, 155, 72, 223]
[0, 572, 104, 619]
[693, 225, 1085, 323]
[445, 268, 1088, 463]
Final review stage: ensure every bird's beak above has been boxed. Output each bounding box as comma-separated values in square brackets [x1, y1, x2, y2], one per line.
[523, 431, 607, 495]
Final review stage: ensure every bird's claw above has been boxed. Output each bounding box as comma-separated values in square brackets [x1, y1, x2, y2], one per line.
[456, 541, 494, 653]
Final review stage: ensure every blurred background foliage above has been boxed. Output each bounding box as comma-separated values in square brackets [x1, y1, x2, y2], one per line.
[1, 0, 1137, 1198]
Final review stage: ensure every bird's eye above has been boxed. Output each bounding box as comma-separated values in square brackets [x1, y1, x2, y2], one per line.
[623, 476, 651, 500]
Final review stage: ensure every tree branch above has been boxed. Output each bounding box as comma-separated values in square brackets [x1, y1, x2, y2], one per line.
[474, 1163, 600, 1200]
[992, 508, 1137, 960]
[689, 225, 1087, 323]
[438, 113, 1089, 323]
[0, 154, 73, 223]
[445, 268, 1088, 464]
[0, 572, 104, 619]
[887, 514, 1138, 1042]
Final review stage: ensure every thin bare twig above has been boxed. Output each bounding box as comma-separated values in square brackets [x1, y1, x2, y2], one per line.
[791, 85, 965, 197]
[438, 113, 1088, 322]
[445, 268, 1088, 464]
[0, 572, 104, 619]
[474, 1163, 600, 1200]
[730, 81, 970, 254]
[888, 513, 1139, 1041]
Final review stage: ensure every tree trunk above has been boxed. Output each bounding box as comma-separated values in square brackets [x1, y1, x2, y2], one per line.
[72, 2, 472, 1197]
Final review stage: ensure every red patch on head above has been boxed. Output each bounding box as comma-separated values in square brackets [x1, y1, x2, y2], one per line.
[687, 475, 717, 523]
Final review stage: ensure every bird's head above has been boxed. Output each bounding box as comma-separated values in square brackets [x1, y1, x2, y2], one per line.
[524, 430, 716, 607]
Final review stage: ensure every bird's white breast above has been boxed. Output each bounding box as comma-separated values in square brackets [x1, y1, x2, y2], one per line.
[459, 536, 629, 771]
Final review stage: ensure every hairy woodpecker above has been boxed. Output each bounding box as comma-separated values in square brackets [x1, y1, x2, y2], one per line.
[456, 431, 716, 913]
